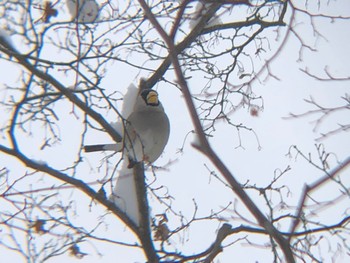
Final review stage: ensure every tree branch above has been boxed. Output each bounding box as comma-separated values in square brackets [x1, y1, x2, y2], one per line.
[133, 163, 159, 262]
[203, 223, 232, 263]
[0, 144, 136, 225]
[0, 44, 122, 143]
[289, 155, 350, 239]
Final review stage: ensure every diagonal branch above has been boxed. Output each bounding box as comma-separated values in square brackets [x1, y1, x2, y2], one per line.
[0, 144, 137, 232]
[0, 144, 163, 262]
[288, 155, 350, 239]
[0, 44, 122, 143]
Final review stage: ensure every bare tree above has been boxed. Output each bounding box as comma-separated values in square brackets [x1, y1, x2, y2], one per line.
[0, 1, 349, 262]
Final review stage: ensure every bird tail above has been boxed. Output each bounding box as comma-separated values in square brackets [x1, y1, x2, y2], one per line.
[84, 143, 122, 152]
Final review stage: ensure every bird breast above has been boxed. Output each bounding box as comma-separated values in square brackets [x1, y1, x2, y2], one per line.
[124, 110, 170, 163]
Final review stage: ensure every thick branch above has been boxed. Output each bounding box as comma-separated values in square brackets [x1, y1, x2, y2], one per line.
[133, 163, 159, 263]
[203, 223, 232, 263]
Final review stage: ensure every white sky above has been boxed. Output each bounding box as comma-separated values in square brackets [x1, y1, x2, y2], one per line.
[0, 1, 350, 262]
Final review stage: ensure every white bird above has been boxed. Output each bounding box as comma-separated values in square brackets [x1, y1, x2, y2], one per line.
[85, 89, 170, 166]
[66, 0, 99, 23]
[86, 85, 170, 225]
[110, 159, 140, 224]
[189, 1, 222, 29]
[0, 29, 16, 52]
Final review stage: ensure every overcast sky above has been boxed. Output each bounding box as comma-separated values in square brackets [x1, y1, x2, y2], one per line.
[0, 1, 350, 262]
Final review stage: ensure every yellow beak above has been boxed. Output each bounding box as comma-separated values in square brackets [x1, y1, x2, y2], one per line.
[147, 91, 159, 105]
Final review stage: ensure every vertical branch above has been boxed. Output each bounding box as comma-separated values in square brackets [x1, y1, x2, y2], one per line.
[133, 163, 159, 263]
[169, 0, 192, 40]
